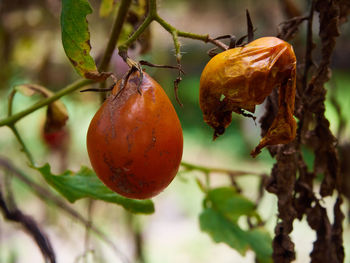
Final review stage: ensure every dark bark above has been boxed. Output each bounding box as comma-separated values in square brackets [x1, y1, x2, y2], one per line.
[261, 0, 348, 262]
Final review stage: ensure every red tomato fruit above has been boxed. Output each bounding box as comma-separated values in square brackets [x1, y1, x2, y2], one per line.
[87, 71, 183, 199]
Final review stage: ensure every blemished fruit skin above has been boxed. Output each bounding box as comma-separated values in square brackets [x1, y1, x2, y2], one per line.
[87, 71, 183, 199]
[42, 128, 69, 150]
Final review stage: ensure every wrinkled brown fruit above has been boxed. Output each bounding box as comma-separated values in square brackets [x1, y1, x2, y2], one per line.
[199, 37, 297, 157]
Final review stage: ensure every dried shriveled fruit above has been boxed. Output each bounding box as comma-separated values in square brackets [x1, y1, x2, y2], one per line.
[199, 37, 297, 157]
[87, 71, 183, 199]
[42, 101, 70, 150]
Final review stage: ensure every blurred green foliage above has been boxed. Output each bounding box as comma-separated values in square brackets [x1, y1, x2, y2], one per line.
[37, 163, 155, 213]
[200, 187, 272, 263]
[1, 0, 350, 262]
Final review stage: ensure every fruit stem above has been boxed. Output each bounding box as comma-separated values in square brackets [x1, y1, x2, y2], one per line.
[0, 79, 93, 127]
[118, 15, 154, 53]
[118, 0, 228, 53]
[170, 31, 184, 106]
[154, 15, 228, 50]
[99, 0, 133, 72]
[9, 125, 35, 166]
[180, 161, 260, 176]
[7, 90, 16, 117]
[5, 90, 35, 165]
[98, 0, 132, 102]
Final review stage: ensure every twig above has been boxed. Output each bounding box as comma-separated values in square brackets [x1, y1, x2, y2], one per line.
[206, 37, 228, 50]
[277, 15, 309, 40]
[171, 31, 184, 106]
[6, 89, 36, 166]
[83, 199, 94, 263]
[0, 157, 130, 263]
[180, 161, 261, 176]
[7, 89, 16, 117]
[118, 0, 228, 53]
[0, 0, 230, 128]
[126, 213, 145, 263]
[302, 0, 316, 92]
[99, 0, 133, 72]
[114, 0, 228, 106]
[118, 15, 154, 53]
[0, 187, 56, 263]
[154, 15, 228, 50]
[0, 79, 93, 127]
[8, 126, 35, 166]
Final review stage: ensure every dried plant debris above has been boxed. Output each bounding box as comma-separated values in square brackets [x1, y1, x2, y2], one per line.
[261, 0, 347, 262]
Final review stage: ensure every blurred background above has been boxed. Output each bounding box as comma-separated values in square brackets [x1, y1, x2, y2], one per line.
[0, 0, 350, 262]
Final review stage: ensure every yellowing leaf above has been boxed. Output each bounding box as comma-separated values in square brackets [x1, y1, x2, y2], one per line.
[14, 84, 68, 131]
[61, 0, 110, 80]
[99, 0, 116, 17]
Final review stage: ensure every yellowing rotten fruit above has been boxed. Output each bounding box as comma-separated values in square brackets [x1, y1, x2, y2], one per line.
[199, 37, 297, 157]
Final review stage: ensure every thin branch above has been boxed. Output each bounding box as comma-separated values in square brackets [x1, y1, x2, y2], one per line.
[0, 0, 230, 129]
[277, 15, 309, 40]
[7, 90, 16, 117]
[9, 126, 35, 166]
[171, 31, 184, 106]
[180, 161, 261, 176]
[171, 31, 181, 61]
[99, 0, 133, 72]
[154, 15, 228, 50]
[118, 15, 154, 52]
[83, 199, 94, 263]
[295, 1, 315, 145]
[302, 0, 316, 92]
[206, 37, 229, 50]
[7, 89, 37, 166]
[148, 0, 157, 11]
[0, 0, 131, 122]
[0, 188, 56, 263]
[118, 2, 228, 53]
[3, 171, 16, 210]
[0, 79, 93, 127]
[0, 157, 130, 263]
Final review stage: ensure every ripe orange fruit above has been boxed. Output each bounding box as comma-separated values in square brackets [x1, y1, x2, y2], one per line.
[87, 71, 183, 199]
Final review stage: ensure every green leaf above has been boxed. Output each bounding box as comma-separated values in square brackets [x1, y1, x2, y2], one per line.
[247, 228, 273, 263]
[36, 163, 154, 214]
[200, 208, 250, 254]
[200, 187, 272, 263]
[200, 208, 272, 263]
[61, 0, 109, 80]
[206, 187, 258, 222]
